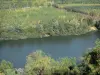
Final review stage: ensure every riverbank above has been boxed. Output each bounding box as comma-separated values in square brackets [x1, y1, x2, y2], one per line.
[0, 5, 99, 41]
[0, 27, 97, 41]
[0, 29, 97, 41]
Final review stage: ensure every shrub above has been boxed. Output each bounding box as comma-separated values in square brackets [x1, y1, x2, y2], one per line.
[0, 60, 20, 75]
[24, 50, 54, 75]
[79, 39, 100, 75]
[24, 50, 80, 75]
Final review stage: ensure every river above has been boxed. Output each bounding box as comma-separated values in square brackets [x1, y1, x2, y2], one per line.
[0, 31, 100, 68]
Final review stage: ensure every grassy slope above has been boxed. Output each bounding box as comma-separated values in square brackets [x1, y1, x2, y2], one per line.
[0, 5, 99, 40]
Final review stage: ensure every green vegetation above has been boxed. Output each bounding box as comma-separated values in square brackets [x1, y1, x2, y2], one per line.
[79, 39, 100, 75]
[1, 0, 100, 9]
[24, 39, 100, 75]
[59, 4, 100, 16]
[25, 51, 79, 75]
[0, 0, 52, 9]
[55, 0, 100, 4]
[0, 39, 100, 75]
[0, 0, 100, 75]
[0, 60, 20, 75]
[0, 5, 99, 40]
[0, 0, 100, 40]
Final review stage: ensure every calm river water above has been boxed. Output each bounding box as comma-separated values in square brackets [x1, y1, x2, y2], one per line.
[0, 31, 100, 68]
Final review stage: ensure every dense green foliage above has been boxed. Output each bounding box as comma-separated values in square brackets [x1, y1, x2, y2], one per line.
[0, 60, 20, 75]
[79, 39, 100, 75]
[0, 39, 100, 75]
[25, 51, 79, 75]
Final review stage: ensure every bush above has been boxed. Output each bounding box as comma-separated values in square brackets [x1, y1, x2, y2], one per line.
[0, 60, 20, 75]
[24, 50, 54, 75]
[24, 50, 80, 75]
[79, 39, 100, 75]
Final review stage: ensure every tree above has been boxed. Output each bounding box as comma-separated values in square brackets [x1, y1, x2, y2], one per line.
[24, 50, 54, 75]
[0, 60, 20, 75]
[79, 39, 100, 75]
